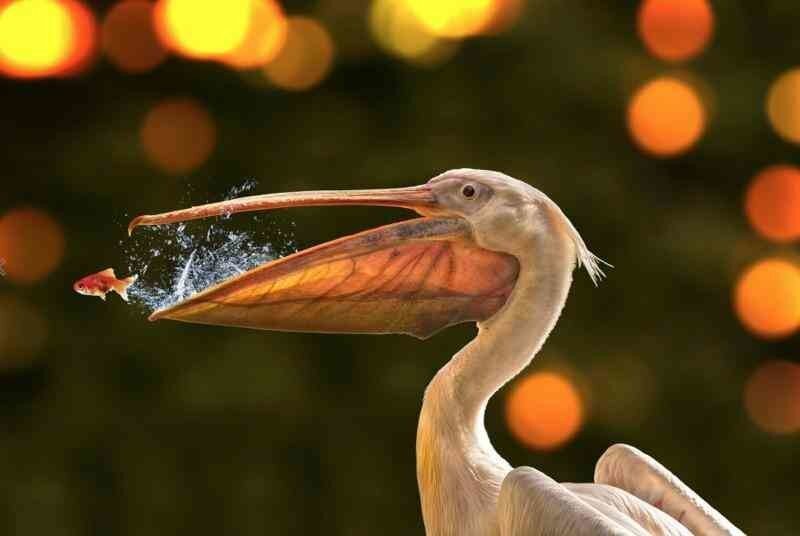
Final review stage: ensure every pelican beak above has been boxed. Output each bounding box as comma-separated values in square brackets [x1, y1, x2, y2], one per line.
[129, 184, 519, 339]
[128, 185, 441, 234]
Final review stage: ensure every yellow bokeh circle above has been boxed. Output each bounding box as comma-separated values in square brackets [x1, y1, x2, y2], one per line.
[0, 0, 74, 77]
[155, 0, 251, 59]
[369, 0, 458, 67]
[406, 0, 495, 38]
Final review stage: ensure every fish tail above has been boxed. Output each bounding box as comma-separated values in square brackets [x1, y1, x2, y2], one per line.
[114, 274, 138, 302]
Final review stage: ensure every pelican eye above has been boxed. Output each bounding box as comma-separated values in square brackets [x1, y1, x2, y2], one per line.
[461, 185, 476, 198]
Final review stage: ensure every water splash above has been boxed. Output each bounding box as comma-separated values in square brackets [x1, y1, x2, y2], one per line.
[121, 181, 296, 313]
[173, 248, 196, 301]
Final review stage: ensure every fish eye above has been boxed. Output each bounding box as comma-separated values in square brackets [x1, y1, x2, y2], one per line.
[461, 184, 476, 198]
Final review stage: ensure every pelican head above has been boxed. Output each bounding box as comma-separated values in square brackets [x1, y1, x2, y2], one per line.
[423, 169, 606, 284]
[128, 169, 604, 338]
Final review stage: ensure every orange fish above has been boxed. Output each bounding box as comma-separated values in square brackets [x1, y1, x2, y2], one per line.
[73, 268, 137, 302]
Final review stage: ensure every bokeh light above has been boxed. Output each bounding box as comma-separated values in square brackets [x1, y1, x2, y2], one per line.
[0, 207, 65, 284]
[744, 360, 800, 435]
[0, 295, 48, 370]
[263, 17, 334, 92]
[745, 165, 800, 243]
[369, 0, 458, 67]
[0, 0, 74, 78]
[406, 0, 495, 38]
[102, 0, 167, 74]
[734, 258, 800, 339]
[222, 0, 287, 69]
[637, 0, 714, 62]
[154, 0, 251, 59]
[59, 0, 97, 76]
[505, 371, 584, 451]
[482, 0, 525, 35]
[766, 68, 800, 145]
[627, 77, 706, 157]
[140, 97, 217, 175]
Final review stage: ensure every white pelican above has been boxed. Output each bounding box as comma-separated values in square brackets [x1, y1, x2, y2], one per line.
[130, 169, 744, 535]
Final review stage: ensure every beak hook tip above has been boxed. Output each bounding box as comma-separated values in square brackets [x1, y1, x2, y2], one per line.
[127, 216, 144, 236]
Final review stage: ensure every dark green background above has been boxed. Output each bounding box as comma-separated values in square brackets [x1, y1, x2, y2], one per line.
[1, 1, 798, 534]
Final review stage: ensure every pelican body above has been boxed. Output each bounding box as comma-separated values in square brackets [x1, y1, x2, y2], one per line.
[130, 169, 744, 535]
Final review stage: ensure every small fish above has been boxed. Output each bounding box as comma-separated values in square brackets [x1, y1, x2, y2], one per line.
[73, 268, 138, 302]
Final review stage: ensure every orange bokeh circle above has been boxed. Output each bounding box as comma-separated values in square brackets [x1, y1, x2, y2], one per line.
[140, 97, 217, 175]
[59, 0, 98, 76]
[745, 165, 800, 243]
[637, 0, 714, 62]
[505, 372, 584, 451]
[222, 0, 287, 69]
[744, 360, 800, 435]
[102, 0, 167, 74]
[482, 0, 525, 35]
[766, 68, 800, 145]
[627, 77, 706, 157]
[263, 17, 334, 91]
[734, 258, 800, 339]
[0, 207, 65, 284]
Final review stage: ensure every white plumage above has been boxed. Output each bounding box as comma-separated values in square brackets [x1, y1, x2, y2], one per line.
[415, 170, 743, 536]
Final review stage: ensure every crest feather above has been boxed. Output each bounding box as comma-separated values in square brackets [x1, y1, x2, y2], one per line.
[544, 199, 611, 286]
[572, 231, 611, 286]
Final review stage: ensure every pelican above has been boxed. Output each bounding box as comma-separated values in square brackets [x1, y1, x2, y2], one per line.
[130, 169, 743, 535]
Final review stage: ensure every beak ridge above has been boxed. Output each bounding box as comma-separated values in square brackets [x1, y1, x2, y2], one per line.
[128, 185, 436, 235]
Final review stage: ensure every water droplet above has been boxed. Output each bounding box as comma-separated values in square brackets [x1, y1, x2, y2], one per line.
[121, 180, 296, 314]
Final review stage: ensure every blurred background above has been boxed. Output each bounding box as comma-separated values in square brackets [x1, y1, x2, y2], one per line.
[1, 0, 799, 533]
